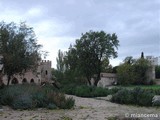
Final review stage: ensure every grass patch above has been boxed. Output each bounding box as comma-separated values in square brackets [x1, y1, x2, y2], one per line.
[117, 85, 160, 90]
[62, 85, 110, 97]
[61, 84, 121, 98]
[61, 84, 160, 107]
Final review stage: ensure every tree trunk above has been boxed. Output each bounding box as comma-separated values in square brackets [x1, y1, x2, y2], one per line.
[94, 72, 101, 86]
[94, 60, 101, 86]
[0, 73, 3, 86]
[87, 77, 91, 85]
[7, 75, 11, 86]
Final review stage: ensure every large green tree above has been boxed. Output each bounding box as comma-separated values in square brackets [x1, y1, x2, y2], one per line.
[0, 22, 43, 85]
[73, 30, 119, 86]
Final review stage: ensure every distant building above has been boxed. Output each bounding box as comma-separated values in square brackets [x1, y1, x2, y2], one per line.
[91, 73, 117, 87]
[97, 73, 117, 87]
[91, 55, 160, 87]
[145, 55, 160, 81]
[0, 54, 52, 85]
[146, 56, 160, 66]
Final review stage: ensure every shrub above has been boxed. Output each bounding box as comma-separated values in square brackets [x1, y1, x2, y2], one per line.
[108, 87, 121, 94]
[149, 80, 154, 85]
[58, 97, 75, 109]
[47, 92, 75, 109]
[75, 85, 92, 97]
[152, 101, 160, 106]
[47, 103, 57, 109]
[32, 91, 48, 108]
[0, 83, 5, 89]
[133, 87, 154, 106]
[0, 86, 22, 105]
[152, 89, 160, 95]
[65, 85, 109, 97]
[0, 84, 75, 110]
[12, 93, 33, 110]
[111, 87, 155, 106]
[61, 84, 77, 95]
[112, 89, 134, 104]
[93, 87, 109, 97]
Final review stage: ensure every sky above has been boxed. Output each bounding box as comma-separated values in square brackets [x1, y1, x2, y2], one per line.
[0, 0, 160, 68]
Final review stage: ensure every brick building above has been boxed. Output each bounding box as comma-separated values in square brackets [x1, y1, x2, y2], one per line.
[0, 55, 52, 85]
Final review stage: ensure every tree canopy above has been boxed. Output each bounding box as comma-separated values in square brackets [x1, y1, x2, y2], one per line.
[56, 49, 66, 73]
[117, 56, 151, 85]
[63, 30, 119, 86]
[0, 21, 44, 85]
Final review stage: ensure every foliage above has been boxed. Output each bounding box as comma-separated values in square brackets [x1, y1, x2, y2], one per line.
[64, 45, 78, 71]
[155, 65, 160, 79]
[0, 21, 45, 85]
[47, 92, 75, 109]
[76, 31, 119, 86]
[62, 85, 109, 97]
[108, 87, 122, 94]
[152, 89, 160, 95]
[12, 93, 33, 109]
[47, 103, 57, 109]
[61, 84, 78, 95]
[152, 100, 160, 106]
[54, 48, 84, 84]
[52, 68, 64, 82]
[133, 58, 150, 84]
[0, 85, 24, 105]
[56, 49, 66, 73]
[117, 63, 135, 85]
[63, 46, 84, 84]
[117, 85, 160, 90]
[62, 97, 75, 109]
[112, 66, 119, 73]
[101, 58, 113, 73]
[111, 87, 154, 106]
[117, 57, 151, 85]
[0, 84, 75, 110]
[32, 91, 48, 107]
[111, 89, 134, 104]
[63, 30, 119, 86]
[75, 85, 93, 97]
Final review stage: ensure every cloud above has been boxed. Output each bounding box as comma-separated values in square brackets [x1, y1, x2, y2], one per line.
[27, 7, 44, 18]
[0, 0, 159, 68]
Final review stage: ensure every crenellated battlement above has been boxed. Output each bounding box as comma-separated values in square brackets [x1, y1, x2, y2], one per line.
[41, 60, 51, 63]
[41, 60, 51, 67]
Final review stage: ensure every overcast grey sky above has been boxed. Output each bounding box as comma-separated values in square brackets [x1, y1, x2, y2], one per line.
[0, 0, 160, 68]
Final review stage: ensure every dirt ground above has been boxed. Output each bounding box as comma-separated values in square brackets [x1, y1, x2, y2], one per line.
[0, 95, 160, 120]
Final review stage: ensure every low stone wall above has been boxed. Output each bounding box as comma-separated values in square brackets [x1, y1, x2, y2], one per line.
[154, 79, 160, 85]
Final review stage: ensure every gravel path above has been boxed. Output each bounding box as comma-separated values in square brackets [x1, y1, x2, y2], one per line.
[0, 95, 160, 120]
